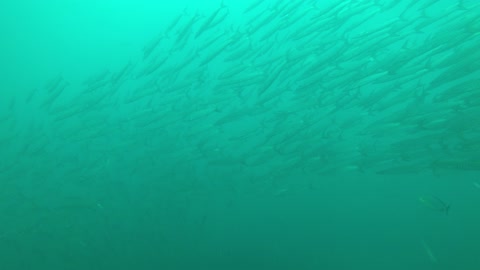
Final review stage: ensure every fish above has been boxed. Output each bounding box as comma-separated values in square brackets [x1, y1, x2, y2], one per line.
[419, 196, 450, 215]
[421, 239, 438, 264]
[195, 1, 228, 39]
[10, 0, 480, 212]
[473, 182, 480, 189]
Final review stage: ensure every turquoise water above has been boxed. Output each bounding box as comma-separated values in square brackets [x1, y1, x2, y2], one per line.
[1, 0, 480, 269]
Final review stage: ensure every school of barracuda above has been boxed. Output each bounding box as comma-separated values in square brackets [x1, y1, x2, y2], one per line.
[1, 0, 480, 188]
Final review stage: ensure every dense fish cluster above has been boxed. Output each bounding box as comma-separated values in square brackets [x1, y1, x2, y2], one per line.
[2, 0, 480, 192]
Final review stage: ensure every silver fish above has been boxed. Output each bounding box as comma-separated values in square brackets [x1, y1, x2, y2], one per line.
[419, 196, 450, 215]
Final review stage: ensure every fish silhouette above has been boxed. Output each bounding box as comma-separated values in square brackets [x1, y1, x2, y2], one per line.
[419, 196, 450, 215]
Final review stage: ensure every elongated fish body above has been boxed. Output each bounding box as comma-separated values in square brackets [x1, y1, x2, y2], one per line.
[421, 239, 438, 264]
[419, 196, 450, 215]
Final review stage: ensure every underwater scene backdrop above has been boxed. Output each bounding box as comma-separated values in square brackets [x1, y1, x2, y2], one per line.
[1, 0, 480, 269]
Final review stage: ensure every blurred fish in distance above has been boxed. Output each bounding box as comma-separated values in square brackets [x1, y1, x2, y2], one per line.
[419, 195, 451, 215]
[474, 181, 480, 189]
[421, 239, 438, 264]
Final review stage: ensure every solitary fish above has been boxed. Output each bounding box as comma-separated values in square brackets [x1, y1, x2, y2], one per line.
[419, 196, 450, 215]
[421, 239, 438, 264]
[473, 181, 480, 189]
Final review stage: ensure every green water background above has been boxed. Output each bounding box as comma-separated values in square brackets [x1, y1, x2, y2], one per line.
[1, 0, 480, 269]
